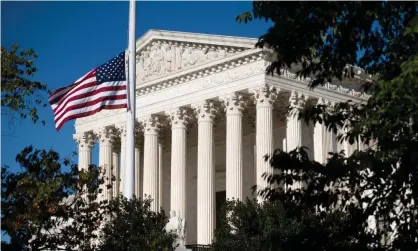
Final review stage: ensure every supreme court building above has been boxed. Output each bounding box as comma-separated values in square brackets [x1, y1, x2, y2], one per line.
[72, 30, 371, 245]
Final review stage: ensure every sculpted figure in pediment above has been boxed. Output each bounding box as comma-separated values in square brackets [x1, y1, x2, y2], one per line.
[180, 47, 191, 68]
[162, 43, 173, 74]
[137, 41, 243, 81]
[207, 49, 219, 60]
[197, 47, 209, 63]
[150, 42, 163, 75]
[137, 51, 145, 79]
[188, 48, 199, 66]
[142, 50, 151, 78]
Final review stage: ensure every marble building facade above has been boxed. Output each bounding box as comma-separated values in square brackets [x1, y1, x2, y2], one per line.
[72, 30, 371, 245]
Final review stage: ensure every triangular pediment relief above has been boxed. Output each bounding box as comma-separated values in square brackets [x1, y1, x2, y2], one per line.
[135, 30, 257, 82]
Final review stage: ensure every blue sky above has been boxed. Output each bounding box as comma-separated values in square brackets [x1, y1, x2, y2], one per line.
[1, 1, 270, 172]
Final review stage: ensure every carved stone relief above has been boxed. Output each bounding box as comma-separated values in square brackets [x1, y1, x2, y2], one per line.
[136, 40, 246, 82]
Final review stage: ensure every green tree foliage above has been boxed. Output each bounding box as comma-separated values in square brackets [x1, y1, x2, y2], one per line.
[1, 44, 48, 125]
[236, 1, 417, 250]
[99, 195, 177, 251]
[1, 146, 108, 251]
[213, 199, 375, 251]
[237, 2, 417, 87]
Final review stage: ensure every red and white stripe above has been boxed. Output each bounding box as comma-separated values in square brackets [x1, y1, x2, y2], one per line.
[49, 69, 127, 131]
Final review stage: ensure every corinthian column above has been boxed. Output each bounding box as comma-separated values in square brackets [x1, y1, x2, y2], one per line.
[287, 91, 308, 151]
[221, 93, 245, 201]
[166, 107, 190, 220]
[74, 132, 94, 200]
[193, 100, 218, 245]
[250, 85, 278, 202]
[73, 132, 94, 171]
[97, 127, 116, 202]
[313, 98, 338, 164]
[142, 115, 161, 211]
[286, 91, 308, 190]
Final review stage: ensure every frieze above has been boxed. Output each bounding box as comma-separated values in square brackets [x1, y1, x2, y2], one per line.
[136, 52, 267, 96]
[76, 108, 123, 125]
[135, 52, 371, 101]
[278, 68, 372, 99]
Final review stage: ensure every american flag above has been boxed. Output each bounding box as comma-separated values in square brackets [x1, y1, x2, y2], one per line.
[49, 52, 128, 131]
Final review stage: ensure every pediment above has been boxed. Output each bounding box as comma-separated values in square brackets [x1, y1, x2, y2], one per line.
[135, 30, 257, 83]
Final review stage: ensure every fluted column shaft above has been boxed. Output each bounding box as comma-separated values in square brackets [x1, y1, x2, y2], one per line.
[287, 91, 308, 190]
[78, 148, 93, 171]
[135, 146, 142, 197]
[112, 150, 120, 197]
[256, 103, 273, 200]
[119, 128, 127, 195]
[74, 133, 94, 200]
[158, 142, 163, 208]
[251, 86, 278, 202]
[314, 121, 327, 164]
[167, 108, 189, 220]
[98, 127, 115, 202]
[314, 98, 338, 164]
[342, 131, 355, 157]
[222, 93, 245, 201]
[142, 116, 161, 212]
[286, 91, 307, 151]
[286, 111, 303, 150]
[194, 101, 217, 245]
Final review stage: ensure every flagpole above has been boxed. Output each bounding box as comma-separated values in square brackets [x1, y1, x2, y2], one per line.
[124, 0, 136, 199]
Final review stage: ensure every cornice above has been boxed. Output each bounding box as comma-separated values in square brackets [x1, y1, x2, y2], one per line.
[135, 29, 257, 52]
[273, 69, 371, 100]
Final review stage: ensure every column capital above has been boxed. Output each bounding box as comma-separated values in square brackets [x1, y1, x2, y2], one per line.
[141, 115, 161, 135]
[288, 91, 309, 118]
[166, 107, 190, 129]
[96, 126, 116, 146]
[250, 85, 280, 108]
[317, 97, 326, 105]
[192, 100, 218, 122]
[73, 132, 94, 150]
[220, 92, 246, 115]
[317, 97, 336, 114]
[289, 90, 309, 109]
[117, 124, 127, 139]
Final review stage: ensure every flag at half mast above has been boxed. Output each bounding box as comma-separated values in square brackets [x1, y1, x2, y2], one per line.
[49, 52, 128, 131]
